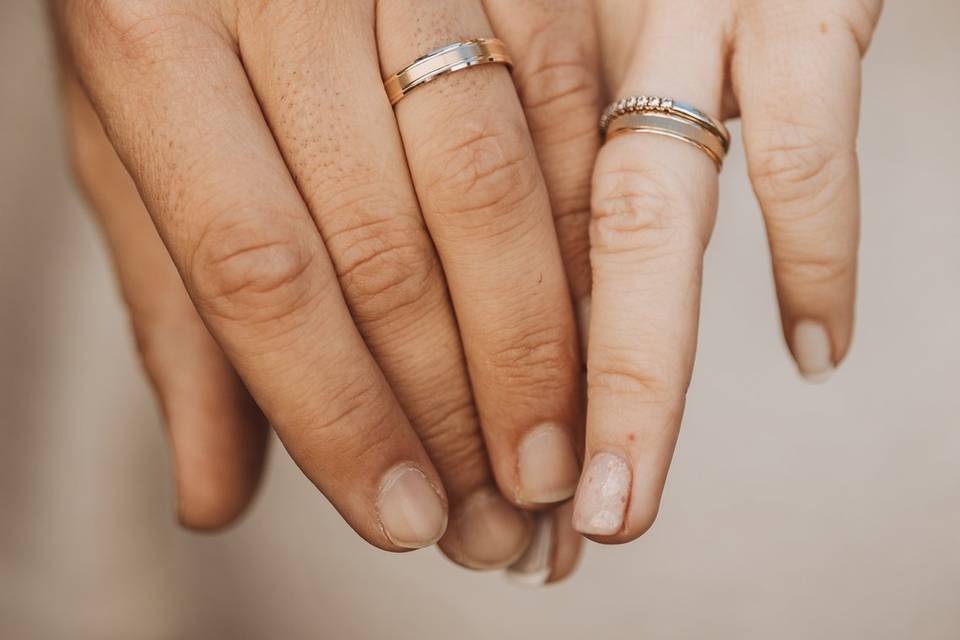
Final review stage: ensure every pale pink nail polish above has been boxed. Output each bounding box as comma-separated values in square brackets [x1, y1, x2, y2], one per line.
[572, 452, 631, 535]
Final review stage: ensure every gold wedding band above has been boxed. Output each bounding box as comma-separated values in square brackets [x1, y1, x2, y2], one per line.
[600, 96, 731, 169]
[384, 38, 513, 106]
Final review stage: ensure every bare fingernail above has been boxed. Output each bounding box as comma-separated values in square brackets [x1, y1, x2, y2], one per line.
[377, 464, 447, 549]
[517, 423, 580, 504]
[445, 489, 531, 569]
[572, 452, 631, 535]
[507, 511, 555, 587]
[793, 320, 835, 383]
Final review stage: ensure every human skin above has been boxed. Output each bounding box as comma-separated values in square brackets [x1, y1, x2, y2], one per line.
[572, 0, 882, 543]
[55, 0, 882, 583]
[53, 0, 599, 581]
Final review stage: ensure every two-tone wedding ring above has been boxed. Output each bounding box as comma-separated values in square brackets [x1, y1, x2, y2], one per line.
[599, 96, 731, 170]
[383, 38, 512, 106]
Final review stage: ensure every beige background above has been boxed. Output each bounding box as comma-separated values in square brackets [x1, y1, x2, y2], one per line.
[2, 2, 958, 639]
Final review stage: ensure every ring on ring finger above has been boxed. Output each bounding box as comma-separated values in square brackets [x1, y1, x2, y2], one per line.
[599, 95, 730, 169]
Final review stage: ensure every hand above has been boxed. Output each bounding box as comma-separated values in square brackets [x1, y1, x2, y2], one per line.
[571, 0, 882, 541]
[54, 0, 602, 580]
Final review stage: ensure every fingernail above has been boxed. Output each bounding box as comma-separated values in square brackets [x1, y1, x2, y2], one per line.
[446, 489, 531, 569]
[577, 296, 591, 358]
[572, 452, 631, 535]
[517, 423, 580, 504]
[377, 464, 447, 549]
[507, 511, 555, 587]
[793, 320, 835, 383]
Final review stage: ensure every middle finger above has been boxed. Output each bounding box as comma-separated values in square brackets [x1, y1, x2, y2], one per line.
[377, 0, 582, 509]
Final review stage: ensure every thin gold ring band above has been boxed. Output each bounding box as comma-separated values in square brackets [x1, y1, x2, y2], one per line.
[605, 112, 727, 170]
[600, 95, 731, 152]
[384, 38, 512, 106]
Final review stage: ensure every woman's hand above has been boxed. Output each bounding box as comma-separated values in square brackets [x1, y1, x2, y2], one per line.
[572, 0, 882, 541]
[55, 0, 602, 580]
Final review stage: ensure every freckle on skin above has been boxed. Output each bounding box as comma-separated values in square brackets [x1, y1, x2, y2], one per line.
[820, 22, 828, 34]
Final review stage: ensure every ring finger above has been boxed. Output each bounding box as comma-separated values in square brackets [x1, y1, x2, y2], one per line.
[574, 0, 728, 542]
[376, 0, 583, 511]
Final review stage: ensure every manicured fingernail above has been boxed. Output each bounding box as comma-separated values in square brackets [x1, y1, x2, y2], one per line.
[447, 489, 531, 569]
[377, 464, 447, 549]
[507, 511, 555, 587]
[577, 296, 591, 357]
[572, 452, 631, 535]
[517, 423, 580, 504]
[793, 320, 835, 383]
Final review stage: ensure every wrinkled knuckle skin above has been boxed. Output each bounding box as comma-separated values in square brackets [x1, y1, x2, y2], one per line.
[591, 167, 704, 258]
[587, 357, 688, 409]
[82, 0, 203, 61]
[326, 214, 438, 325]
[425, 115, 539, 224]
[749, 135, 854, 214]
[189, 215, 317, 325]
[416, 401, 488, 491]
[487, 323, 577, 394]
[296, 373, 398, 466]
[775, 251, 856, 289]
[516, 26, 599, 119]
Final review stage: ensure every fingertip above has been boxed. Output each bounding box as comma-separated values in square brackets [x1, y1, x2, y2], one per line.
[172, 428, 267, 532]
[440, 488, 532, 570]
[376, 463, 449, 550]
[791, 319, 837, 383]
[506, 511, 555, 587]
[515, 423, 580, 506]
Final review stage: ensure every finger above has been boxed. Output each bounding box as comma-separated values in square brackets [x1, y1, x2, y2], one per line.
[483, 0, 603, 354]
[507, 500, 582, 586]
[234, 2, 530, 568]
[573, 0, 725, 542]
[377, 0, 582, 508]
[60, 62, 267, 530]
[63, 3, 446, 550]
[734, 4, 877, 381]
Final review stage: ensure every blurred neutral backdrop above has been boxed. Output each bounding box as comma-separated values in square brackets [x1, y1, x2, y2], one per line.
[2, 2, 958, 639]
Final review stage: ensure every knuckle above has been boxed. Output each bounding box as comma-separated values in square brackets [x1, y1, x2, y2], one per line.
[416, 401, 487, 481]
[587, 357, 687, 408]
[749, 134, 854, 211]
[298, 371, 397, 462]
[775, 250, 855, 288]
[516, 23, 599, 119]
[425, 115, 539, 221]
[326, 213, 438, 324]
[88, 0, 202, 61]
[591, 164, 706, 258]
[190, 214, 317, 324]
[487, 322, 577, 391]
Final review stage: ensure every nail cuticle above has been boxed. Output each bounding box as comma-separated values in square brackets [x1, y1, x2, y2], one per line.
[376, 463, 447, 549]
